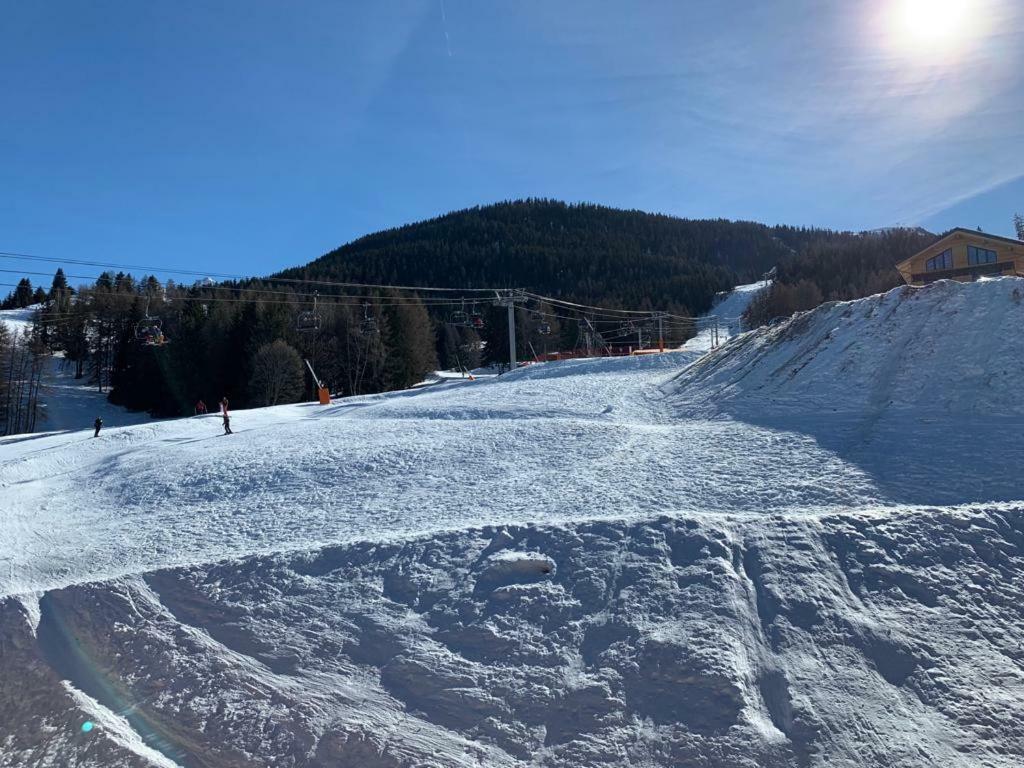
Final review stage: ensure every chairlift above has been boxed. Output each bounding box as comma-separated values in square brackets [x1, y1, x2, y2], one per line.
[469, 303, 485, 329]
[135, 297, 169, 345]
[360, 302, 378, 335]
[450, 299, 470, 327]
[135, 316, 168, 345]
[538, 322, 552, 336]
[296, 292, 322, 332]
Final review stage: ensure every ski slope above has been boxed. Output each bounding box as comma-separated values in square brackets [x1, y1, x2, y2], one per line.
[2, 279, 1023, 767]
[680, 279, 769, 352]
[0, 306, 153, 434]
[0, 352, 891, 599]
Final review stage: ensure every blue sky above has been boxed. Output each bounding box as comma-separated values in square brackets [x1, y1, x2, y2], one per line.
[2, 0, 1022, 286]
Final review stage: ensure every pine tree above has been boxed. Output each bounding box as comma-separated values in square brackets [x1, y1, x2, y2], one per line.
[383, 296, 438, 390]
[48, 269, 69, 301]
[13, 278, 34, 308]
[1014, 213, 1024, 241]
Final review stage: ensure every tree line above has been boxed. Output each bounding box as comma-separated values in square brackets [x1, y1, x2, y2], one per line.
[742, 228, 937, 328]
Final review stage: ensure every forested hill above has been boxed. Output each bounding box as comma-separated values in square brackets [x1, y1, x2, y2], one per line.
[279, 199, 807, 316]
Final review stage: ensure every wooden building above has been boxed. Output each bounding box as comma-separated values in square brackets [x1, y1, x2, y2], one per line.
[897, 228, 1024, 285]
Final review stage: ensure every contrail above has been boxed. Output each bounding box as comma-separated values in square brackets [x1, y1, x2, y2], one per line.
[440, 0, 452, 57]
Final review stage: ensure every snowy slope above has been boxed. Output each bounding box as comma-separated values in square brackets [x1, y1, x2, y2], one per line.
[0, 353, 890, 599]
[0, 307, 154, 434]
[2, 279, 1023, 767]
[665, 278, 1024, 504]
[681, 280, 770, 353]
[667, 278, 1024, 416]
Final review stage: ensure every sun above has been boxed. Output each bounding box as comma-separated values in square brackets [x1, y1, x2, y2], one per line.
[892, 0, 973, 49]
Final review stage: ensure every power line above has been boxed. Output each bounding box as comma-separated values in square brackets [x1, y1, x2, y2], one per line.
[0, 251, 507, 294]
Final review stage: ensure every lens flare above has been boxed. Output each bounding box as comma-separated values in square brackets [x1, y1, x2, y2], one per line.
[81, 721, 95, 733]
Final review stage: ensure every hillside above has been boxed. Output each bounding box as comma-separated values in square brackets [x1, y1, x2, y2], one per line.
[2, 278, 1023, 766]
[280, 200, 810, 316]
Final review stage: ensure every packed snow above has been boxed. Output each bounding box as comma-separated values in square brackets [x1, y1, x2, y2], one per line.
[1, 279, 1023, 767]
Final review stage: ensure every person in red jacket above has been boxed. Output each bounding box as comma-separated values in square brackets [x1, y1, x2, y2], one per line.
[195, 399, 207, 415]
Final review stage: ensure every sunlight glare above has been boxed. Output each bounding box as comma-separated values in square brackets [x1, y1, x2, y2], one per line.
[893, 0, 974, 50]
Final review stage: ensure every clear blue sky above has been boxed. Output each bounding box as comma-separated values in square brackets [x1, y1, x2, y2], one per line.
[2, 1, 1022, 286]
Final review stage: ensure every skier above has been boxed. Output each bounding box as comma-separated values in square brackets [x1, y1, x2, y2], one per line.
[93, 417, 102, 438]
[220, 396, 229, 415]
[195, 399, 207, 415]
[222, 411, 233, 435]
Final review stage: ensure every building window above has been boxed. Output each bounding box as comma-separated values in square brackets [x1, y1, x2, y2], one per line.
[967, 245, 997, 265]
[925, 249, 952, 271]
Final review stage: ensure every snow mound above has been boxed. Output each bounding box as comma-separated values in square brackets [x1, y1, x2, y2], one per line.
[4, 510, 1024, 766]
[666, 278, 1024, 416]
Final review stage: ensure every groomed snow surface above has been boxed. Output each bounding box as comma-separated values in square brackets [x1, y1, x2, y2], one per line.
[2, 278, 1023, 767]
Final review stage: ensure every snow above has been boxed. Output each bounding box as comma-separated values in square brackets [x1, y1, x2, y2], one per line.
[665, 277, 1024, 504]
[1, 278, 1023, 767]
[0, 305, 40, 337]
[0, 306, 155, 435]
[680, 279, 770, 353]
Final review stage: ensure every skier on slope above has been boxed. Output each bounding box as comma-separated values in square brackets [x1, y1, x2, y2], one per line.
[93, 417, 103, 438]
[220, 396, 229, 415]
[195, 399, 207, 415]
[222, 411, 233, 435]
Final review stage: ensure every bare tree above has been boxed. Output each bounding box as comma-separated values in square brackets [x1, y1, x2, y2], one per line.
[249, 340, 304, 406]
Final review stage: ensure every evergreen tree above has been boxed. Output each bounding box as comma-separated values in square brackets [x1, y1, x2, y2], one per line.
[383, 296, 438, 390]
[13, 278, 34, 308]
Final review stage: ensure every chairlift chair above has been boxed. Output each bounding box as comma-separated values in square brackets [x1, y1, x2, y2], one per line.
[450, 299, 470, 327]
[135, 317, 168, 346]
[135, 297, 168, 345]
[538, 322, 552, 336]
[469, 303, 485, 329]
[360, 302, 378, 335]
[296, 292, 322, 333]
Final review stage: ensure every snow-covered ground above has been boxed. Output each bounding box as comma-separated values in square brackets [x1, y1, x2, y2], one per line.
[680, 279, 770, 353]
[2, 279, 1023, 767]
[0, 306, 153, 435]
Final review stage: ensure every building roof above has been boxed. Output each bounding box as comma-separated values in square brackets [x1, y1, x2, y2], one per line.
[896, 228, 1024, 269]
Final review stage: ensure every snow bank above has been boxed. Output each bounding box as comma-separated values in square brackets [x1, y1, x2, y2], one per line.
[663, 278, 1024, 505]
[666, 278, 1024, 416]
